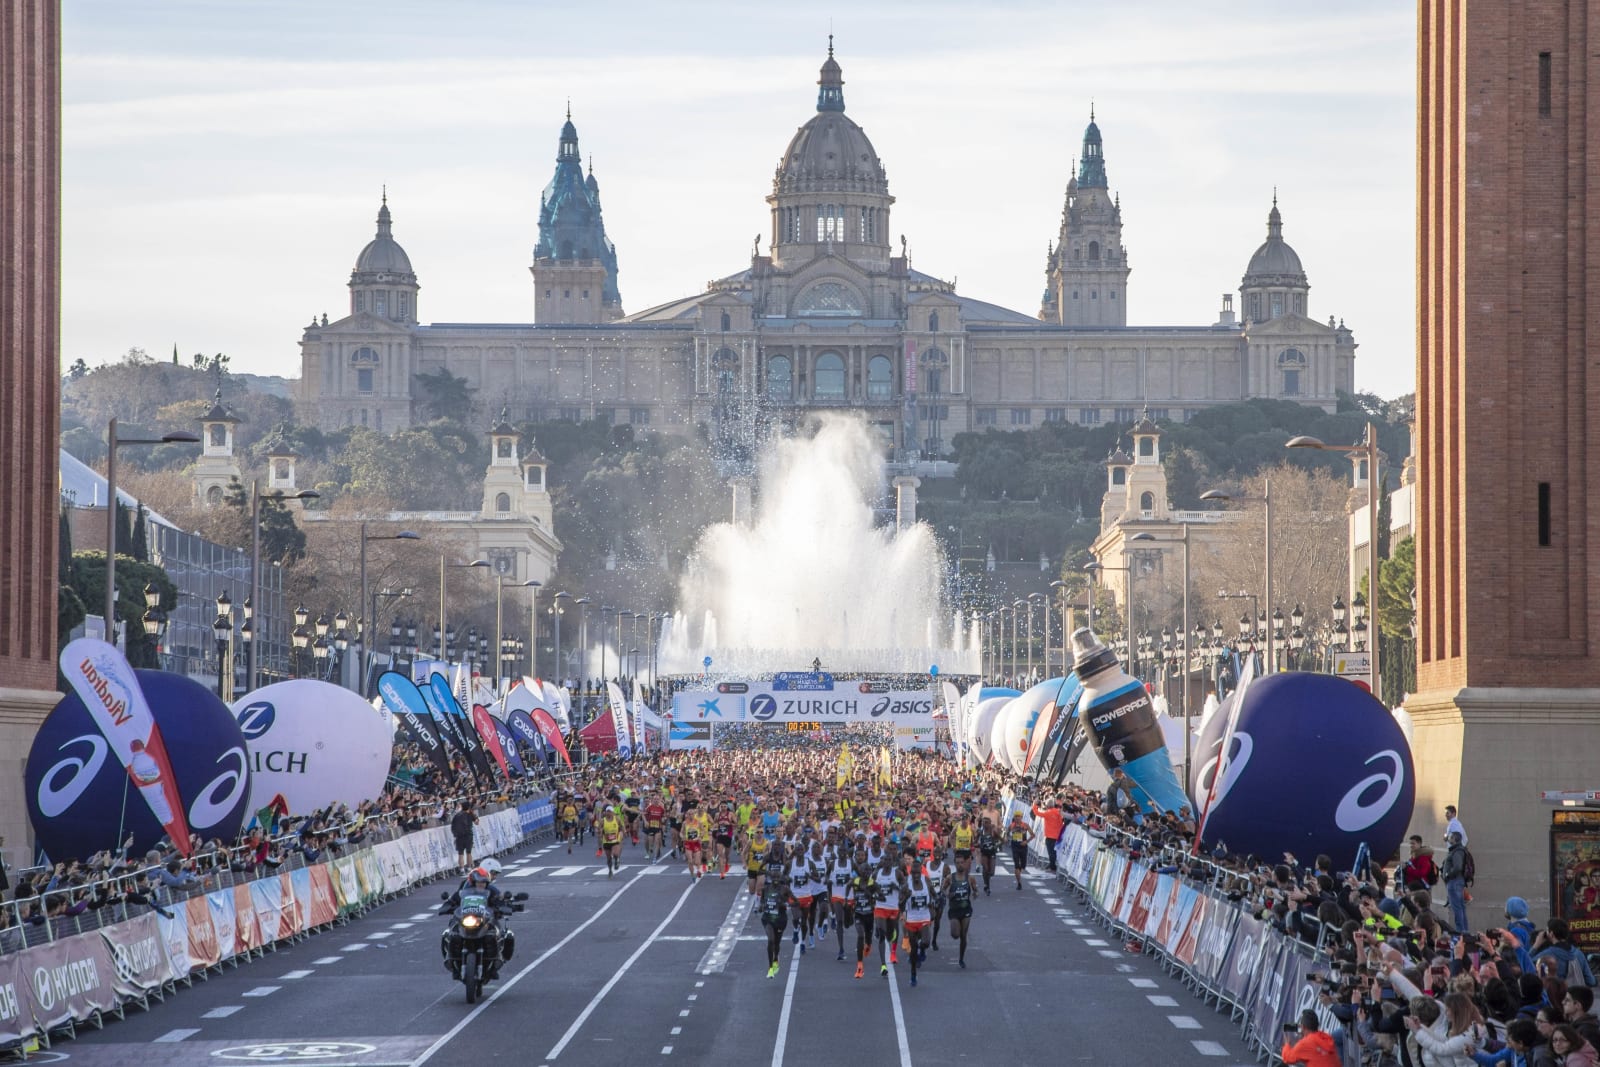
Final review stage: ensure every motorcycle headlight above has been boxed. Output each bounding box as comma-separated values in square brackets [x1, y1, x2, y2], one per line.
[461, 914, 482, 930]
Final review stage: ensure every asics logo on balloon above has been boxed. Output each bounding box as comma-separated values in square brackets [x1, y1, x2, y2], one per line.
[188, 746, 249, 830]
[37, 734, 108, 817]
[1194, 732, 1254, 809]
[236, 701, 276, 740]
[1334, 750, 1406, 832]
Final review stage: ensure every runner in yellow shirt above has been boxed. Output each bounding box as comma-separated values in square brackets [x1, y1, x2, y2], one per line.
[599, 805, 624, 878]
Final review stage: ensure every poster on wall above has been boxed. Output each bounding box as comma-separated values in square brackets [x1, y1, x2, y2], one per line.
[1551, 809, 1600, 953]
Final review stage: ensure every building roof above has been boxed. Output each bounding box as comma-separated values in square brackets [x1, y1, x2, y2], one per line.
[59, 449, 177, 528]
[774, 45, 888, 196]
[353, 194, 415, 276]
[1242, 196, 1306, 283]
[200, 388, 238, 423]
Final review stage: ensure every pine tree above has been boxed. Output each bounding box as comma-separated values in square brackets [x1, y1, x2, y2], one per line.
[131, 505, 149, 562]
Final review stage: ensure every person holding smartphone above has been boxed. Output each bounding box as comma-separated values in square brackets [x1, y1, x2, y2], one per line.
[1282, 1010, 1340, 1066]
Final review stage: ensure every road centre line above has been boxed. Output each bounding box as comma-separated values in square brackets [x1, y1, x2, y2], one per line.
[883, 961, 914, 1067]
[545, 878, 700, 1061]
[409, 864, 656, 1067]
[770, 940, 802, 1067]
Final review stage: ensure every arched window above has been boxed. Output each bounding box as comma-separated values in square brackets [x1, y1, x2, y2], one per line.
[495, 492, 511, 512]
[928, 311, 939, 332]
[767, 355, 793, 401]
[351, 347, 379, 364]
[814, 351, 846, 399]
[1112, 468, 1126, 486]
[206, 485, 224, 505]
[866, 355, 893, 401]
[795, 281, 864, 317]
[1089, 241, 1100, 261]
[1139, 491, 1155, 512]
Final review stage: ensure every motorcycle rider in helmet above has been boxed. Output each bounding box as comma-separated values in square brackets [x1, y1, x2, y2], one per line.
[440, 864, 515, 978]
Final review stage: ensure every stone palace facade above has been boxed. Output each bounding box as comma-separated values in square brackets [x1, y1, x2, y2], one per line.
[297, 46, 1357, 453]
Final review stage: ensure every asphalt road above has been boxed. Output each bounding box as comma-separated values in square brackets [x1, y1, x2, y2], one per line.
[61, 837, 1259, 1066]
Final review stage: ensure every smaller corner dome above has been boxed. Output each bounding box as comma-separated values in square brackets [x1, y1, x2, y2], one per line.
[489, 406, 518, 436]
[1243, 198, 1305, 281]
[353, 196, 414, 275]
[263, 423, 298, 457]
[201, 389, 238, 424]
[1107, 446, 1133, 465]
[1131, 408, 1160, 435]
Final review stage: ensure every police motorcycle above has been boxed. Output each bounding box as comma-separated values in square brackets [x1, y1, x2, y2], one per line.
[440, 861, 527, 1004]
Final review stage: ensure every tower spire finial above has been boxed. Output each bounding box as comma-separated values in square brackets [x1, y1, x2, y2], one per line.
[566, 98, 571, 121]
[828, 32, 834, 58]
[1090, 99, 1095, 122]
[381, 184, 386, 206]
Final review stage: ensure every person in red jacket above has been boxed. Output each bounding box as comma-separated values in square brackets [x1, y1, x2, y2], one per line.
[1281, 1011, 1340, 1067]
[1031, 797, 1064, 872]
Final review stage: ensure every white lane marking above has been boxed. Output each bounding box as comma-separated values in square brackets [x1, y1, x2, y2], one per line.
[883, 960, 913, 1067]
[312, 957, 342, 965]
[201, 1006, 242, 1019]
[550, 867, 584, 877]
[1084, 939, 1109, 946]
[698, 888, 754, 975]
[344, 943, 369, 951]
[1147, 995, 1179, 1007]
[242, 986, 279, 997]
[687, 994, 697, 1001]
[694, 981, 704, 988]
[770, 941, 802, 1067]
[391, 922, 415, 930]
[1129, 978, 1158, 988]
[367, 931, 392, 940]
[1192, 1040, 1229, 1056]
[661, 1048, 673, 1056]
[671, 1027, 682, 1035]
[1098, 950, 1123, 958]
[545, 879, 700, 1061]
[155, 1028, 201, 1042]
[1114, 964, 1137, 973]
[281, 970, 313, 979]
[411, 864, 657, 1067]
[1168, 1015, 1202, 1029]
[410, 913, 435, 921]
[679, 1009, 691, 1018]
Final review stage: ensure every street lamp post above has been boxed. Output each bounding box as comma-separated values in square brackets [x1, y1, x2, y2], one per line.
[1130, 524, 1193, 783]
[141, 582, 168, 668]
[495, 577, 539, 694]
[1027, 592, 1045, 681]
[212, 591, 235, 699]
[1048, 580, 1071, 675]
[1084, 560, 1132, 673]
[103, 419, 199, 649]
[1009, 600, 1023, 683]
[358, 523, 419, 693]
[244, 484, 320, 693]
[1287, 423, 1383, 702]
[1200, 482, 1275, 674]
[552, 591, 572, 685]
[599, 605, 615, 687]
[438, 556, 489, 659]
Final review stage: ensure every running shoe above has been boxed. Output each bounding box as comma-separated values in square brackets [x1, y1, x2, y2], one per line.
[880, 964, 888, 977]
[901, 937, 909, 952]
[959, 959, 966, 969]
[767, 963, 778, 979]
[890, 947, 898, 964]
[910, 975, 917, 987]
[836, 951, 846, 961]
[855, 962, 864, 979]
[863, 941, 871, 958]
[792, 930, 799, 945]
[983, 885, 991, 896]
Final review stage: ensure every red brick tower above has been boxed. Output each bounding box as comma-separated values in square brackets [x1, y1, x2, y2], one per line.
[0, 0, 62, 859]
[1413, 0, 1600, 917]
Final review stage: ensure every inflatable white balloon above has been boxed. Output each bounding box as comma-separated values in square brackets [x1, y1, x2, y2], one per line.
[996, 679, 1065, 774]
[232, 680, 391, 815]
[969, 696, 1009, 765]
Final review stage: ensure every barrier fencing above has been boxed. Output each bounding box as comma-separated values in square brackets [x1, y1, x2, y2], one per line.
[0, 794, 555, 1052]
[1039, 821, 1342, 1065]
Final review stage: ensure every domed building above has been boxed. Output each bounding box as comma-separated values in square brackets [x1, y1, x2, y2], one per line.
[298, 45, 1356, 449]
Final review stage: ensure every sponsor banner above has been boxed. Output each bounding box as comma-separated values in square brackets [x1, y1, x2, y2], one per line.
[307, 865, 339, 928]
[332, 856, 361, 914]
[518, 795, 554, 835]
[207, 887, 239, 960]
[471, 704, 512, 780]
[1248, 933, 1307, 1047]
[1218, 912, 1267, 1005]
[1142, 872, 1174, 941]
[491, 715, 526, 776]
[249, 878, 288, 945]
[232, 680, 391, 816]
[605, 683, 632, 759]
[276, 873, 302, 939]
[894, 724, 936, 751]
[1173, 892, 1208, 969]
[1117, 863, 1149, 926]
[1162, 883, 1199, 955]
[186, 894, 221, 969]
[155, 905, 192, 982]
[100, 912, 170, 998]
[233, 884, 262, 956]
[377, 671, 453, 781]
[672, 687, 937, 724]
[289, 867, 315, 933]
[669, 720, 713, 750]
[0, 951, 38, 1045]
[24, 930, 118, 1031]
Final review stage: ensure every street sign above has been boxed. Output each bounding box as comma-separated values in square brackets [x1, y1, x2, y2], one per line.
[1333, 651, 1372, 678]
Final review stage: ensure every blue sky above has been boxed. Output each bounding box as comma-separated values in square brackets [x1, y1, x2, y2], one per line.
[62, 0, 1416, 399]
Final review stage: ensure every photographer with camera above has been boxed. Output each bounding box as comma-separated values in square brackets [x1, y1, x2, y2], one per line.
[1282, 1009, 1341, 1066]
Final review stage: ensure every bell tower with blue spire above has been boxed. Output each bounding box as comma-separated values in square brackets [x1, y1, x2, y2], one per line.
[531, 106, 623, 323]
[1041, 108, 1130, 326]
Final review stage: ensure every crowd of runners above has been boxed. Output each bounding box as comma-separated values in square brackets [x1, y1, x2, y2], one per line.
[547, 738, 1046, 987]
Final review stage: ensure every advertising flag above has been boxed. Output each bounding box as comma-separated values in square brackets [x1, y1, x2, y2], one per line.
[605, 682, 633, 759]
[376, 672, 454, 781]
[423, 670, 493, 783]
[59, 638, 193, 854]
[491, 716, 525, 775]
[631, 680, 649, 757]
[472, 704, 512, 780]
[836, 745, 855, 789]
[528, 709, 572, 766]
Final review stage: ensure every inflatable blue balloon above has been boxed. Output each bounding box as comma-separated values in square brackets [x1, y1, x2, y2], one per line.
[1190, 672, 1414, 870]
[26, 670, 252, 861]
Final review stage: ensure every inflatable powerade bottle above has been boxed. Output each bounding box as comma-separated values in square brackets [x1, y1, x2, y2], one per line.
[1071, 627, 1189, 814]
